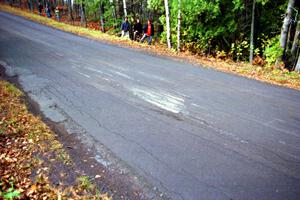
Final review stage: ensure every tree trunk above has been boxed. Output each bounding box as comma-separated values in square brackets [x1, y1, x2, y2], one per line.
[115, 0, 120, 18]
[61, 0, 65, 15]
[110, 0, 117, 29]
[249, 0, 255, 64]
[280, 0, 295, 53]
[177, 0, 181, 52]
[99, 1, 105, 32]
[67, 0, 74, 22]
[295, 54, 300, 72]
[291, 21, 300, 57]
[164, 0, 171, 49]
[122, 0, 127, 17]
[80, 1, 87, 27]
[30, 0, 33, 11]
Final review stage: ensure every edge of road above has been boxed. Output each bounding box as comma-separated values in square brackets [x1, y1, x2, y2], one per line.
[0, 60, 168, 199]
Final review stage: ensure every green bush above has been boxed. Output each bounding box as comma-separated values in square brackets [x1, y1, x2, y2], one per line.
[0, 182, 20, 200]
[263, 36, 283, 65]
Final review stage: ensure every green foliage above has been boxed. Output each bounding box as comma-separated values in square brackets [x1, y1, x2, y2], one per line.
[77, 176, 95, 190]
[263, 36, 283, 65]
[257, 0, 270, 6]
[65, 0, 289, 62]
[150, 0, 287, 59]
[232, 0, 244, 11]
[148, 0, 163, 10]
[4, 82, 22, 97]
[0, 182, 21, 200]
[230, 40, 250, 61]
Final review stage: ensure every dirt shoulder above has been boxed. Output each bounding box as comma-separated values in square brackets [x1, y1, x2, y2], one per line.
[0, 67, 148, 199]
[0, 3, 300, 90]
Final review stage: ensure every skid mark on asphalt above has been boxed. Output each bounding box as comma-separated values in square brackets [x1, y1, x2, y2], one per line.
[130, 87, 186, 114]
[75, 71, 91, 78]
[138, 71, 172, 84]
[111, 70, 133, 80]
[85, 66, 113, 77]
[86, 66, 133, 80]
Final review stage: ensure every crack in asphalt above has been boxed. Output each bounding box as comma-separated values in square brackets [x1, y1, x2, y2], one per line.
[34, 72, 233, 198]
[74, 104, 234, 199]
[62, 65, 300, 179]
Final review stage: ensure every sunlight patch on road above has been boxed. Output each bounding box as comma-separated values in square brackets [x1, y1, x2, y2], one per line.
[131, 87, 185, 114]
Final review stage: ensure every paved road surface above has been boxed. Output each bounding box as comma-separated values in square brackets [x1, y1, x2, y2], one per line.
[1, 11, 300, 200]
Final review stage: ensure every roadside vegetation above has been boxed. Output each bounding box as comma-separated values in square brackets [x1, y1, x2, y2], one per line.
[0, 1, 300, 90]
[0, 79, 110, 199]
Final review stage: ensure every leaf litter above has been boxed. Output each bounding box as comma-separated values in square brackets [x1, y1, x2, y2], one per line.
[0, 80, 111, 199]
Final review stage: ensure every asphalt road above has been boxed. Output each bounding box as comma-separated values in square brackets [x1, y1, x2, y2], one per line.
[1, 11, 300, 200]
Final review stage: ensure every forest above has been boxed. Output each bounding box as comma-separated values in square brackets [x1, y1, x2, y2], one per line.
[6, 0, 300, 71]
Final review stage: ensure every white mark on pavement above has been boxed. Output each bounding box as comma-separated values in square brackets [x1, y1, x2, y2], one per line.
[0, 60, 16, 76]
[95, 74, 113, 83]
[138, 71, 171, 83]
[76, 71, 91, 78]
[94, 155, 110, 167]
[86, 67, 113, 77]
[71, 64, 82, 69]
[279, 140, 286, 145]
[191, 103, 200, 108]
[265, 118, 300, 137]
[55, 52, 64, 57]
[170, 89, 191, 99]
[113, 71, 133, 80]
[94, 60, 127, 72]
[131, 87, 186, 114]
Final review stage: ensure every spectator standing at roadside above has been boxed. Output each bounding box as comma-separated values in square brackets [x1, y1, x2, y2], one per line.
[141, 19, 154, 45]
[121, 17, 131, 38]
[55, 6, 60, 21]
[133, 18, 143, 41]
[27, 0, 30, 11]
[38, 2, 43, 15]
[45, 4, 51, 18]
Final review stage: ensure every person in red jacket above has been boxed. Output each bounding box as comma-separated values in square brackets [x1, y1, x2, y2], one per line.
[141, 19, 154, 45]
